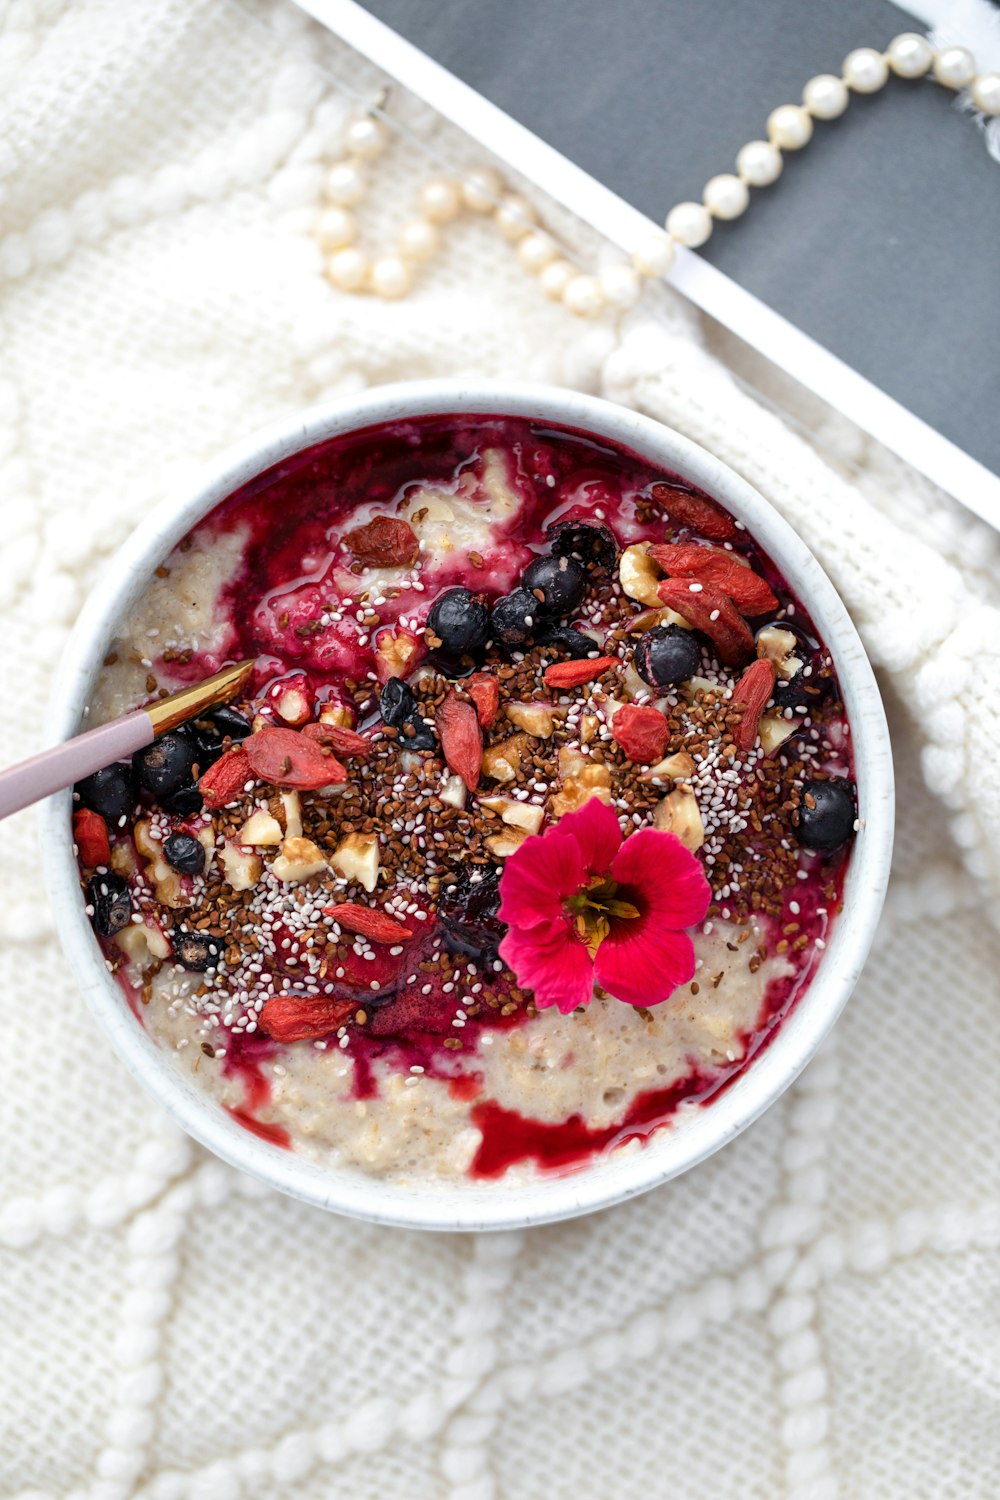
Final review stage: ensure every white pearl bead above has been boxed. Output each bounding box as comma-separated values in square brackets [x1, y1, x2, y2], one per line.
[972, 71, 1000, 115]
[736, 140, 783, 186]
[887, 32, 933, 79]
[494, 194, 536, 240]
[327, 247, 369, 291]
[517, 231, 557, 272]
[325, 161, 366, 207]
[599, 262, 641, 308]
[461, 167, 502, 213]
[665, 200, 712, 248]
[703, 173, 749, 220]
[371, 255, 412, 299]
[802, 73, 849, 119]
[316, 207, 356, 251]
[845, 48, 893, 96]
[843, 48, 889, 93]
[538, 258, 575, 299]
[345, 116, 387, 158]
[934, 46, 975, 90]
[632, 231, 675, 278]
[562, 274, 605, 316]
[398, 218, 440, 261]
[419, 178, 461, 222]
[768, 105, 814, 150]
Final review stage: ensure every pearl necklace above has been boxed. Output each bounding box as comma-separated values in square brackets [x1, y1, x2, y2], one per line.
[319, 31, 1000, 318]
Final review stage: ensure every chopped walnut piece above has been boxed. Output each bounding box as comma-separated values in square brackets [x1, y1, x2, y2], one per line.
[330, 832, 379, 891]
[652, 788, 705, 850]
[239, 810, 283, 846]
[484, 828, 530, 858]
[758, 714, 798, 755]
[756, 626, 803, 681]
[478, 796, 545, 835]
[275, 686, 311, 726]
[642, 751, 696, 782]
[505, 701, 556, 738]
[481, 733, 530, 783]
[219, 840, 263, 891]
[619, 544, 692, 625]
[280, 791, 303, 839]
[271, 836, 327, 883]
[551, 749, 613, 819]
[439, 773, 467, 809]
[319, 702, 354, 729]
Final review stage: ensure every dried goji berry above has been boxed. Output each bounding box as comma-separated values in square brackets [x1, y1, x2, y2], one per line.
[542, 656, 618, 689]
[199, 745, 253, 808]
[732, 658, 776, 753]
[656, 579, 755, 667]
[301, 721, 372, 758]
[73, 807, 111, 868]
[258, 993, 357, 1043]
[243, 726, 347, 789]
[342, 515, 419, 567]
[648, 543, 778, 615]
[436, 692, 483, 791]
[322, 903, 414, 942]
[650, 482, 739, 542]
[612, 704, 671, 764]
[466, 672, 500, 729]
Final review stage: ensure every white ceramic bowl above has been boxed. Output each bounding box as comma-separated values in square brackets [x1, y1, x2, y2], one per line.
[42, 380, 894, 1231]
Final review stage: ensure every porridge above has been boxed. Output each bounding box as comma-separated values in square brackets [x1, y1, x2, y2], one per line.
[73, 415, 857, 1182]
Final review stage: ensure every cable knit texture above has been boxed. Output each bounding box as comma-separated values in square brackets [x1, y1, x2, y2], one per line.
[1, 4, 998, 1497]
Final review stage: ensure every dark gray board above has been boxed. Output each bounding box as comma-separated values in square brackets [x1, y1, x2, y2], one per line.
[360, 0, 1000, 478]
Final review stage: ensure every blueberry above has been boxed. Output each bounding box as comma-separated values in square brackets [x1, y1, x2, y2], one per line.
[75, 763, 136, 825]
[794, 778, 856, 852]
[490, 588, 539, 648]
[772, 673, 834, 715]
[189, 706, 252, 766]
[547, 520, 619, 570]
[208, 705, 252, 741]
[521, 554, 586, 616]
[438, 866, 506, 956]
[172, 931, 223, 971]
[380, 677, 417, 728]
[633, 625, 701, 689]
[133, 733, 198, 800]
[535, 623, 600, 659]
[426, 587, 489, 659]
[398, 713, 437, 752]
[379, 678, 436, 750]
[163, 833, 206, 876]
[161, 785, 204, 816]
[87, 872, 132, 938]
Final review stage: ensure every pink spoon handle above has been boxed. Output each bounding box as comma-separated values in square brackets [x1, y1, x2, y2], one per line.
[0, 711, 154, 821]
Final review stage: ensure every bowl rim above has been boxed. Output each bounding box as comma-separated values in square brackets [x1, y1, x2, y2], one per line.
[41, 378, 894, 1231]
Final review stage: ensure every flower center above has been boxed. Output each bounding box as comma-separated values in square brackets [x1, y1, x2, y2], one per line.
[565, 876, 640, 958]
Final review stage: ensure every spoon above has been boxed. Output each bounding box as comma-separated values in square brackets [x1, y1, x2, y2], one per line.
[0, 659, 256, 822]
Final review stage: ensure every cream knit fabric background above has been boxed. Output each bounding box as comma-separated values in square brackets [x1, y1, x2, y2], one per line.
[1, 3, 999, 1497]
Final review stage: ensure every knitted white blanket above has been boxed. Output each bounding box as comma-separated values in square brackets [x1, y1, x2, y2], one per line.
[2, 4, 998, 1497]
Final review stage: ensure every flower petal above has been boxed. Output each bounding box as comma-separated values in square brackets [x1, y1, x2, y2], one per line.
[497, 827, 584, 930]
[594, 924, 696, 1008]
[499, 918, 595, 1014]
[610, 827, 712, 931]
[558, 796, 623, 880]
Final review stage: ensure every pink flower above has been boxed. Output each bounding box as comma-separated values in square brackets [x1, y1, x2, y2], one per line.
[497, 798, 711, 1013]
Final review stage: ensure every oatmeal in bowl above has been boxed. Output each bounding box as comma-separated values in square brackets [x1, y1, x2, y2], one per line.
[43, 382, 893, 1228]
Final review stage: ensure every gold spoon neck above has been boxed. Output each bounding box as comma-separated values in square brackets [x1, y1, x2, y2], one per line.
[145, 659, 256, 736]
